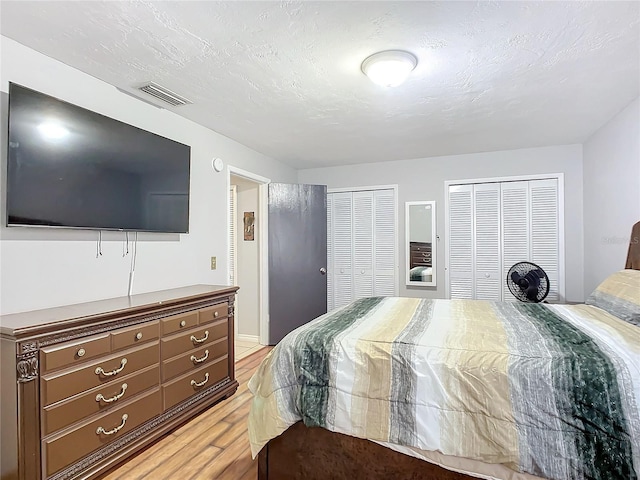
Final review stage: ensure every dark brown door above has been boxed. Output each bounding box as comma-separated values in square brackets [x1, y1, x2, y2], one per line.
[268, 183, 327, 345]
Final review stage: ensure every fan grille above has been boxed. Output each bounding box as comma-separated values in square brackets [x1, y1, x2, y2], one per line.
[507, 262, 550, 303]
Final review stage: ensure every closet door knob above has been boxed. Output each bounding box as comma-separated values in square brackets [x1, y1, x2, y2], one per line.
[361, 269, 365, 274]
[319, 267, 327, 275]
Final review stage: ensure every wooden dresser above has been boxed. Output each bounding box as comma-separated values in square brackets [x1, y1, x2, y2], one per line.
[409, 241, 432, 269]
[0, 285, 238, 480]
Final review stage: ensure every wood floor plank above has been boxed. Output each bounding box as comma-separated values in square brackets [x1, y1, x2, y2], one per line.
[175, 446, 224, 479]
[240, 464, 259, 480]
[141, 421, 230, 479]
[216, 442, 255, 479]
[190, 429, 252, 480]
[99, 347, 270, 480]
[211, 414, 250, 449]
[201, 391, 252, 426]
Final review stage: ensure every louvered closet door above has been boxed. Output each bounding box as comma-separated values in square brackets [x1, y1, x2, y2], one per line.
[353, 191, 374, 298]
[501, 182, 530, 302]
[448, 185, 474, 299]
[530, 179, 559, 302]
[327, 194, 334, 311]
[448, 178, 561, 301]
[373, 190, 396, 296]
[331, 193, 354, 309]
[473, 183, 502, 300]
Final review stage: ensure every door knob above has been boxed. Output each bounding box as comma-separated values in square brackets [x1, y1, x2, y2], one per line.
[319, 267, 327, 275]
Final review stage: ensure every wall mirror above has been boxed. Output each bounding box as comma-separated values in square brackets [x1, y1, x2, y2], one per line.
[406, 201, 436, 287]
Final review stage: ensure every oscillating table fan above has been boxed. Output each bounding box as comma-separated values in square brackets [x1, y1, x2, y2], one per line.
[507, 262, 550, 303]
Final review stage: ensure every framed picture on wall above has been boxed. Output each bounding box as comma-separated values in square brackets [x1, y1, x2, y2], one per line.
[244, 212, 255, 241]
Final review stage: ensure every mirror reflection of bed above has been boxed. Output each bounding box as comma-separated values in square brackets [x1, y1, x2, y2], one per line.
[409, 242, 432, 281]
[406, 201, 436, 286]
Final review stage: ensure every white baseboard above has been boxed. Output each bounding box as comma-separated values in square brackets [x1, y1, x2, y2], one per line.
[236, 334, 260, 344]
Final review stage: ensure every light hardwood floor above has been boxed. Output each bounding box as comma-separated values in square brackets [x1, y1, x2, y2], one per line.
[100, 347, 271, 480]
[235, 340, 263, 361]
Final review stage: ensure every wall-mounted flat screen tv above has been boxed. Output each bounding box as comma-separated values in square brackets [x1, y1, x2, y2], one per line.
[6, 83, 191, 233]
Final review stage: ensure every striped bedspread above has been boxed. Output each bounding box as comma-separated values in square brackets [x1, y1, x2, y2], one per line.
[248, 297, 640, 480]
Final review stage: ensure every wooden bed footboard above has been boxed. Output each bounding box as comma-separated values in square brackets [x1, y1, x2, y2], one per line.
[257, 422, 474, 480]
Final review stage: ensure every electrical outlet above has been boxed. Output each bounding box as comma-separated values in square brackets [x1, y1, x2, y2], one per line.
[210, 256, 217, 270]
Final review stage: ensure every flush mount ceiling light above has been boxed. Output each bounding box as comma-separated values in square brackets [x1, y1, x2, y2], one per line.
[361, 50, 418, 87]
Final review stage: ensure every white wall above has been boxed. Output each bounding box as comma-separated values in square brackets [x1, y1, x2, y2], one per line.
[232, 176, 260, 338]
[0, 36, 296, 316]
[583, 97, 640, 296]
[299, 144, 585, 302]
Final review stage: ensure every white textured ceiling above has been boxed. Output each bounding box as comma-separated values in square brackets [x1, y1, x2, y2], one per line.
[1, 1, 639, 169]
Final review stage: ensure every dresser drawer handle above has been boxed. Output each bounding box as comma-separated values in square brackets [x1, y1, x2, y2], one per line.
[96, 414, 128, 436]
[96, 383, 128, 403]
[95, 358, 127, 377]
[190, 331, 209, 344]
[180, 320, 187, 327]
[191, 372, 210, 388]
[191, 350, 209, 364]
[135, 332, 143, 340]
[77, 348, 86, 358]
[214, 311, 219, 318]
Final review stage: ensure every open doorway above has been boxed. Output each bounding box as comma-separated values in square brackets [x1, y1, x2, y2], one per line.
[228, 167, 270, 361]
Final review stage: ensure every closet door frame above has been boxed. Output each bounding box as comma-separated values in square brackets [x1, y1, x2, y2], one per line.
[327, 184, 400, 301]
[444, 173, 565, 302]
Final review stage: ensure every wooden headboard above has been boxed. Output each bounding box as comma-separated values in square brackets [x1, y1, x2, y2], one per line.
[626, 221, 640, 270]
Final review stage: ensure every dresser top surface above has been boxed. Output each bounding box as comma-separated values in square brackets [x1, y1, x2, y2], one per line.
[0, 285, 237, 337]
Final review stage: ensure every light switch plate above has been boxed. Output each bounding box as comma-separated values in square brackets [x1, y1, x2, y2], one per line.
[210, 257, 217, 270]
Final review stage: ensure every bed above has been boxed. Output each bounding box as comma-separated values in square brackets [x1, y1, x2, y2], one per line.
[248, 236, 640, 480]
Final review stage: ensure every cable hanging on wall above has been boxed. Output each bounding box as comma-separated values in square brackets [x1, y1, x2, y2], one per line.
[96, 231, 103, 258]
[123, 231, 130, 257]
[127, 232, 138, 296]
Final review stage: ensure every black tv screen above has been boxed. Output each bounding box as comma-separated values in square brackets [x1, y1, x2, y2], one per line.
[6, 83, 191, 233]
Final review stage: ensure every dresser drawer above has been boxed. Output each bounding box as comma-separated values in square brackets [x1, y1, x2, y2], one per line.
[40, 334, 111, 373]
[42, 364, 159, 436]
[161, 338, 227, 382]
[162, 356, 228, 410]
[41, 342, 159, 406]
[161, 311, 198, 336]
[43, 388, 161, 477]
[161, 320, 227, 361]
[199, 303, 228, 325]
[111, 321, 159, 352]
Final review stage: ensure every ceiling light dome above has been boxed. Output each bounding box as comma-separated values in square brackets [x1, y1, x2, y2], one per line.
[361, 50, 418, 87]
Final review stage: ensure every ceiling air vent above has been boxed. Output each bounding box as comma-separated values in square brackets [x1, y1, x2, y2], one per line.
[137, 82, 192, 107]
